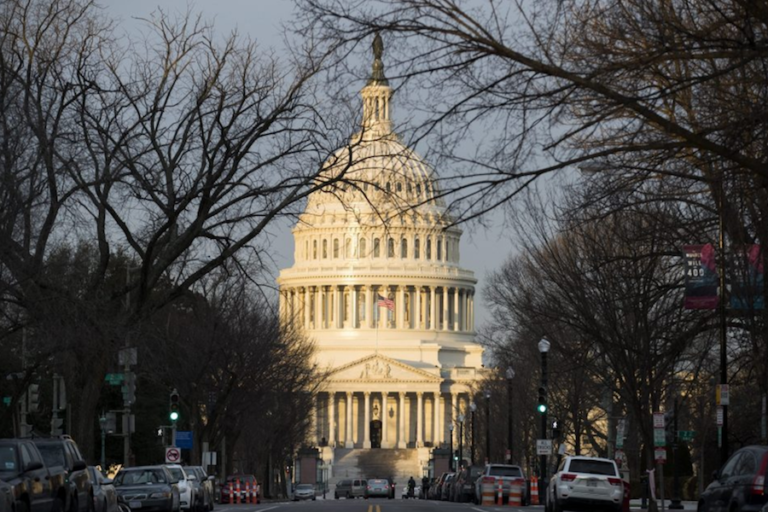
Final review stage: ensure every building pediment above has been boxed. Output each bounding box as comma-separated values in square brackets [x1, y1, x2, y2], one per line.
[328, 354, 441, 384]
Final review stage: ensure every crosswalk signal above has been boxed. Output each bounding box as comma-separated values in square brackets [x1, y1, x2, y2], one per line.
[537, 386, 547, 414]
[169, 389, 180, 422]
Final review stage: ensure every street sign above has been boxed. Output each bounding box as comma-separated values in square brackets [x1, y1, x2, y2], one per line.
[678, 430, 696, 441]
[653, 412, 665, 428]
[717, 406, 724, 426]
[175, 431, 193, 449]
[653, 428, 666, 447]
[654, 448, 667, 463]
[165, 447, 181, 463]
[105, 373, 124, 385]
[717, 384, 730, 406]
[536, 439, 553, 455]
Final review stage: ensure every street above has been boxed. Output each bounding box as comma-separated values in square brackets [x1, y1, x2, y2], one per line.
[213, 502, 545, 512]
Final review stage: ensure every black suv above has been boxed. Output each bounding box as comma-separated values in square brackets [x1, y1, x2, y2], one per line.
[32, 437, 92, 512]
[699, 445, 768, 512]
[0, 438, 67, 512]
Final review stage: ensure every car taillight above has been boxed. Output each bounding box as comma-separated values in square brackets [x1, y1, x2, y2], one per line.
[367, 486, 371, 490]
[752, 453, 768, 495]
[482, 477, 496, 484]
[560, 473, 577, 482]
[608, 478, 623, 487]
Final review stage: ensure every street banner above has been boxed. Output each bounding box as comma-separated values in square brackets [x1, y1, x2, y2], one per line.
[730, 244, 764, 310]
[683, 244, 719, 309]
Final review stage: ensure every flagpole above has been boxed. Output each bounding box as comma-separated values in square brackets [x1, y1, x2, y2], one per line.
[375, 301, 379, 355]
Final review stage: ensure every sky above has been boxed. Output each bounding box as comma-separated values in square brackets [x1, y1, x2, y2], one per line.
[104, 0, 517, 330]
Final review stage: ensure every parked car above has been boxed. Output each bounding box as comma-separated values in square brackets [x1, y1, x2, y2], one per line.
[33, 437, 92, 512]
[0, 438, 67, 512]
[219, 475, 257, 504]
[88, 467, 118, 512]
[163, 466, 195, 512]
[699, 445, 768, 512]
[113, 466, 180, 512]
[293, 484, 315, 501]
[185, 467, 214, 511]
[475, 464, 528, 505]
[365, 479, 391, 499]
[546, 455, 623, 512]
[453, 465, 483, 503]
[430, 473, 450, 500]
[334, 479, 366, 499]
[440, 473, 456, 501]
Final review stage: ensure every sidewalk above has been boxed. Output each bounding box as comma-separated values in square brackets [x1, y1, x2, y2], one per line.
[629, 499, 698, 510]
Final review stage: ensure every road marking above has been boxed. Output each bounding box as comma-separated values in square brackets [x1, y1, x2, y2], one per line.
[258, 507, 280, 512]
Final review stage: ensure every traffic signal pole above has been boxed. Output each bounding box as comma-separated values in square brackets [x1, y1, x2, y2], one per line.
[540, 349, 548, 493]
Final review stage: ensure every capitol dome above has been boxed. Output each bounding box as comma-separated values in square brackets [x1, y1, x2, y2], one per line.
[277, 35, 483, 462]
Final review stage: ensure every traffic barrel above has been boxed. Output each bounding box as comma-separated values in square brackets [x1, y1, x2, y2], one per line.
[509, 483, 522, 507]
[481, 477, 495, 506]
[236, 479, 241, 505]
[530, 476, 540, 505]
[245, 481, 250, 504]
[497, 477, 503, 505]
[228, 482, 233, 504]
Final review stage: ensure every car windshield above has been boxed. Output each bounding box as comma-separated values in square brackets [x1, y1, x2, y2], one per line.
[115, 469, 167, 485]
[296, 484, 313, 490]
[37, 445, 66, 467]
[488, 466, 522, 477]
[0, 446, 18, 475]
[568, 459, 617, 476]
[167, 468, 184, 480]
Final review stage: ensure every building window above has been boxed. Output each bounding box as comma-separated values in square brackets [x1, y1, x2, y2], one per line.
[386, 182, 391, 193]
[313, 240, 318, 259]
[396, 182, 402, 193]
[305, 241, 308, 260]
[333, 239, 340, 259]
[407, 183, 412, 194]
[373, 238, 381, 258]
[437, 240, 442, 261]
[388, 238, 395, 258]
[323, 239, 328, 259]
[426, 238, 432, 260]
[360, 238, 367, 258]
[401, 239, 408, 258]
[345, 238, 352, 259]
[416, 184, 422, 196]
[414, 237, 420, 259]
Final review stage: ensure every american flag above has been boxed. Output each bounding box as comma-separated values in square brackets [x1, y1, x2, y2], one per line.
[377, 293, 395, 311]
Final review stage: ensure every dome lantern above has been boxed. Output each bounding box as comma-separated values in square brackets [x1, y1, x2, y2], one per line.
[361, 33, 393, 140]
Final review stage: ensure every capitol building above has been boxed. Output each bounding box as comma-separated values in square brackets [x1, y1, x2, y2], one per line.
[277, 36, 484, 479]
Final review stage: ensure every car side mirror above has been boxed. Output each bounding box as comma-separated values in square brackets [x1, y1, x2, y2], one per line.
[187, 475, 196, 481]
[73, 460, 87, 472]
[24, 461, 43, 472]
[207, 476, 215, 481]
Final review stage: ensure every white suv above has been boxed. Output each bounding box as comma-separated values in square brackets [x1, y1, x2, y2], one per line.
[546, 456, 623, 512]
[164, 465, 197, 511]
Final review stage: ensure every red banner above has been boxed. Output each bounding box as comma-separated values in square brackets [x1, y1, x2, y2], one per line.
[683, 244, 719, 309]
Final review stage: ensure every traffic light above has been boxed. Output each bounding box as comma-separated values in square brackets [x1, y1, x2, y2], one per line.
[27, 384, 40, 412]
[169, 389, 180, 422]
[537, 386, 547, 414]
[551, 419, 562, 439]
[454, 450, 459, 461]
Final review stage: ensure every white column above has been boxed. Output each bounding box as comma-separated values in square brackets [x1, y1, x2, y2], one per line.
[416, 392, 424, 447]
[345, 392, 354, 448]
[366, 286, 373, 328]
[363, 392, 371, 448]
[398, 285, 405, 329]
[430, 286, 436, 330]
[315, 287, 322, 329]
[332, 285, 339, 328]
[442, 287, 449, 330]
[328, 393, 336, 446]
[398, 392, 406, 448]
[415, 286, 422, 329]
[352, 286, 359, 329]
[453, 287, 460, 331]
[470, 292, 474, 331]
[433, 392, 441, 445]
[382, 392, 389, 448]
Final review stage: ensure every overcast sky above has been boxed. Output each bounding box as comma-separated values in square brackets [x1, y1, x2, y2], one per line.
[104, 1, 517, 330]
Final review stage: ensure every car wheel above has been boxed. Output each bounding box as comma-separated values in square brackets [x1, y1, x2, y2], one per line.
[334, 493, 338, 500]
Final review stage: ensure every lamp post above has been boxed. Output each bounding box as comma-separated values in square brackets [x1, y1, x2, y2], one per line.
[538, 338, 551, 496]
[506, 367, 515, 463]
[449, 423, 455, 471]
[484, 389, 491, 463]
[470, 401, 477, 465]
[458, 414, 465, 469]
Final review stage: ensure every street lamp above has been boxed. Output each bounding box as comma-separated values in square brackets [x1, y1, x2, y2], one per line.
[458, 414, 465, 469]
[538, 338, 551, 496]
[484, 389, 491, 463]
[449, 423, 455, 471]
[469, 401, 477, 465]
[506, 367, 515, 463]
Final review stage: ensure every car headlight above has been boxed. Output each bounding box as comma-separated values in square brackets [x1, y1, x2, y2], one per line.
[149, 492, 171, 499]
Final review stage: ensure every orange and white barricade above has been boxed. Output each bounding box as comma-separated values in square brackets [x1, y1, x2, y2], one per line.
[530, 476, 540, 505]
[235, 479, 241, 504]
[228, 482, 233, 503]
[245, 481, 251, 504]
[509, 482, 522, 506]
[481, 476, 496, 506]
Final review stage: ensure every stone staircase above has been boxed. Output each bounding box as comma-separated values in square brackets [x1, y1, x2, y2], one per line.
[330, 448, 423, 491]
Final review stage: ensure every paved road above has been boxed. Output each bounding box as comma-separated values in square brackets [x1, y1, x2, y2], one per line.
[214, 501, 544, 512]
